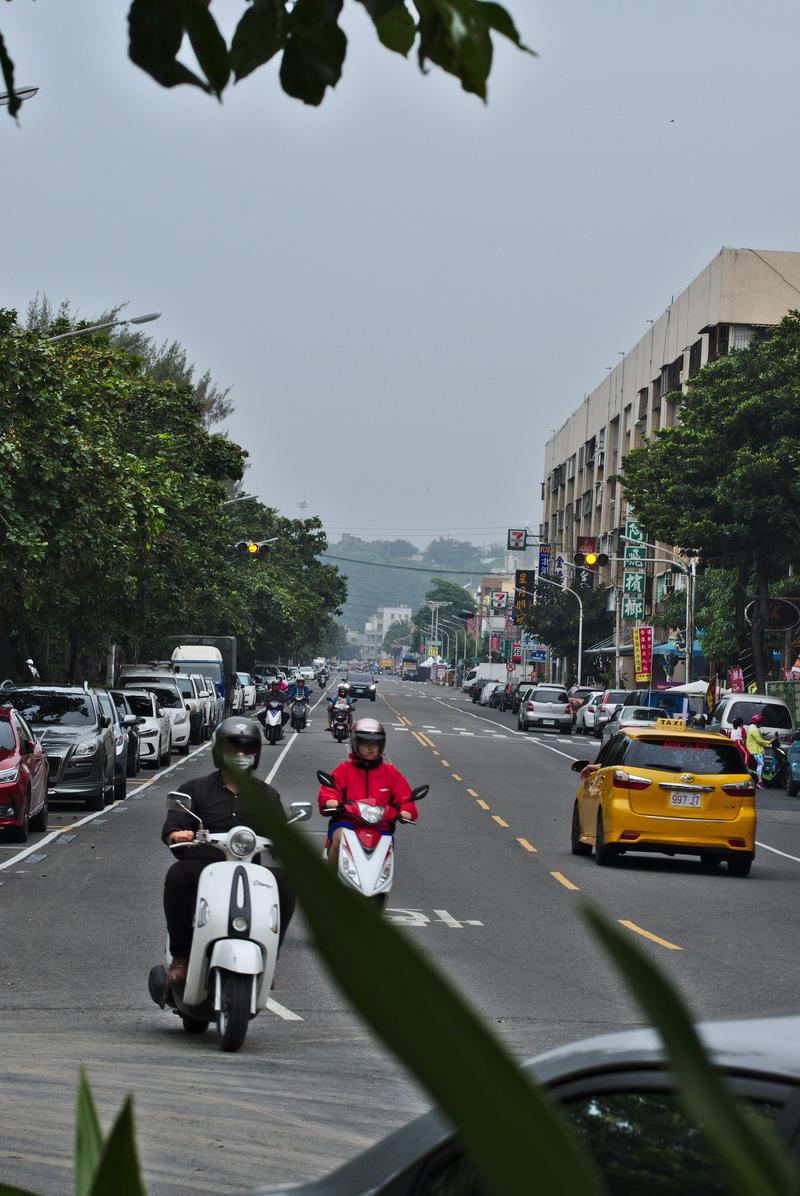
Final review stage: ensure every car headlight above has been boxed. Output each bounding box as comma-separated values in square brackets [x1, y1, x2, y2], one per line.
[229, 827, 257, 857]
[74, 738, 99, 757]
[369, 684, 376, 690]
[0, 765, 20, 784]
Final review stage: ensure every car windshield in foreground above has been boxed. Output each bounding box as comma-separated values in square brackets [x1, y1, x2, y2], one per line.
[626, 737, 746, 775]
[125, 694, 154, 717]
[5, 690, 95, 727]
[0, 721, 16, 750]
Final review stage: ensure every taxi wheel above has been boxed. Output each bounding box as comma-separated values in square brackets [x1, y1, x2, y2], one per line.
[571, 802, 591, 856]
[727, 855, 753, 878]
[594, 814, 618, 867]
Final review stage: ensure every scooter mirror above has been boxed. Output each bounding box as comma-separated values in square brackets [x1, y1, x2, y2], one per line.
[571, 760, 591, 772]
[411, 785, 429, 801]
[289, 801, 312, 822]
[166, 790, 193, 811]
[316, 770, 336, 789]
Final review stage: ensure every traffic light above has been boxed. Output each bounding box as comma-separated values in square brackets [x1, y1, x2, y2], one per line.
[574, 551, 609, 567]
[232, 540, 272, 559]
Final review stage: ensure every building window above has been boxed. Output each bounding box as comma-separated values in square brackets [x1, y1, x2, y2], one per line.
[637, 388, 648, 423]
[688, 339, 703, 378]
[731, 325, 754, 350]
[707, 324, 729, 361]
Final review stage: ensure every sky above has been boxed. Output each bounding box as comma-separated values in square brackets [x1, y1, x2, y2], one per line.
[3, 1, 800, 552]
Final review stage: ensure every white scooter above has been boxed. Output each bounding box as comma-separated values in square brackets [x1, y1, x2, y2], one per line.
[316, 769, 428, 910]
[148, 790, 311, 1051]
[260, 699, 285, 745]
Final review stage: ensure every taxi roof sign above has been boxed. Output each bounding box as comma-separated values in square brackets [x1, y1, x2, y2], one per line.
[655, 717, 688, 729]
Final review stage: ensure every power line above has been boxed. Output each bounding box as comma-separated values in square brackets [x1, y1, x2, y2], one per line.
[321, 553, 504, 577]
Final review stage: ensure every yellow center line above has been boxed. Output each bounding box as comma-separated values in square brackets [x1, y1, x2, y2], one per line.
[440, 759, 450, 767]
[451, 773, 462, 781]
[492, 815, 509, 828]
[401, 716, 412, 726]
[517, 837, 537, 853]
[477, 799, 491, 810]
[432, 750, 440, 756]
[619, 920, 683, 951]
[419, 733, 435, 748]
[466, 788, 479, 798]
[551, 871, 579, 891]
[411, 731, 428, 747]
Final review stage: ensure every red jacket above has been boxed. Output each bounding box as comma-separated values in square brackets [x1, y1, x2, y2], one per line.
[318, 755, 417, 834]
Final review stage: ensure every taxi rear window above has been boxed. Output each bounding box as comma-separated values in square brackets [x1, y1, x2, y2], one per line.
[626, 737, 746, 775]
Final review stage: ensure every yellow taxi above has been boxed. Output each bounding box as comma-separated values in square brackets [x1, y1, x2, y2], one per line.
[570, 723, 756, 876]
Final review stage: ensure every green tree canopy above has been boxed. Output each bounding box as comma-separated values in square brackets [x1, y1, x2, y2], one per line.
[521, 583, 613, 681]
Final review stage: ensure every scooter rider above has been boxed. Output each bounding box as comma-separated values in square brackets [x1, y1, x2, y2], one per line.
[327, 682, 354, 733]
[318, 718, 418, 868]
[746, 713, 773, 789]
[263, 678, 291, 731]
[162, 717, 296, 986]
[287, 676, 311, 704]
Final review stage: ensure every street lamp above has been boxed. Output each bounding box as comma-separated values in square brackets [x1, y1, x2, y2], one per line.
[47, 311, 161, 343]
[521, 573, 584, 686]
[221, 493, 258, 506]
[0, 86, 39, 108]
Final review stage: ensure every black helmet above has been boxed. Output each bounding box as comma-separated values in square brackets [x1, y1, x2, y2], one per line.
[350, 717, 386, 756]
[212, 716, 262, 771]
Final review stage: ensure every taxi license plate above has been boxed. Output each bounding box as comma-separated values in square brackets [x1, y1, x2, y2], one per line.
[542, 719, 556, 726]
[670, 793, 701, 808]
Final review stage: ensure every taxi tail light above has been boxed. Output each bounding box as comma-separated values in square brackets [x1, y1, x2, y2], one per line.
[722, 781, 755, 797]
[613, 769, 652, 791]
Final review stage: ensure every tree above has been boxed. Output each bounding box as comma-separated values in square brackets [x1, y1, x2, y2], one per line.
[521, 584, 613, 679]
[1, 2, 533, 119]
[618, 313, 800, 688]
[422, 537, 484, 570]
[382, 617, 412, 652]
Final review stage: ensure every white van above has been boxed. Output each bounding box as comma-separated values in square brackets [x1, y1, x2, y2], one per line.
[708, 692, 795, 742]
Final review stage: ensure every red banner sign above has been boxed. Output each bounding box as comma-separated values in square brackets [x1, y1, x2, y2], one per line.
[632, 626, 653, 684]
[728, 667, 744, 693]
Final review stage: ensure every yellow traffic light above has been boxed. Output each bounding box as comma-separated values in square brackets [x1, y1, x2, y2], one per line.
[584, 552, 598, 566]
[247, 541, 259, 555]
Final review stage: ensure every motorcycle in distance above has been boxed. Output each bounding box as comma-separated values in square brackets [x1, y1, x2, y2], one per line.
[148, 790, 311, 1052]
[317, 671, 328, 689]
[316, 769, 428, 911]
[290, 697, 308, 732]
[330, 698, 352, 743]
[761, 734, 788, 787]
[259, 698, 285, 745]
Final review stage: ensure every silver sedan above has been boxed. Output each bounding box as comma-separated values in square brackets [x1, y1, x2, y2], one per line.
[600, 705, 671, 745]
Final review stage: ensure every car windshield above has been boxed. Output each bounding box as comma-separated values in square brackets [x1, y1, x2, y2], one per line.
[728, 701, 793, 730]
[349, 674, 373, 683]
[125, 694, 154, 718]
[626, 737, 746, 775]
[174, 677, 195, 696]
[5, 690, 95, 727]
[0, 721, 16, 750]
[96, 692, 116, 723]
[623, 708, 668, 722]
[141, 686, 182, 709]
[604, 691, 629, 704]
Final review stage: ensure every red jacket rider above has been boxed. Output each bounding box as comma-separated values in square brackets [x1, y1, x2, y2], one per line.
[318, 719, 418, 847]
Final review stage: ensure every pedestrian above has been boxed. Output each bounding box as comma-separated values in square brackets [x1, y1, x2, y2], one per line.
[729, 716, 750, 769]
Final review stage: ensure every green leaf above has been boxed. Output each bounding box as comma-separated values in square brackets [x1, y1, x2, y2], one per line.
[0, 30, 21, 119]
[231, 0, 287, 81]
[0, 1182, 39, 1195]
[235, 767, 604, 1196]
[87, 1097, 147, 1196]
[356, 0, 416, 55]
[477, 1, 536, 54]
[279, 0, 347, 106]
[178, 0, 230, 97]
[128, 0, 210, 91]
[75, 1070, 104, 1196]
[583, 905, 798, 1196]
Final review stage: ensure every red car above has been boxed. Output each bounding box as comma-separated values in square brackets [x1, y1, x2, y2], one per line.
[0, 704, 49, 842]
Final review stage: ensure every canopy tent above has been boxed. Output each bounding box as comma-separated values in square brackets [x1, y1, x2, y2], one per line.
[663, 680, 709, 696]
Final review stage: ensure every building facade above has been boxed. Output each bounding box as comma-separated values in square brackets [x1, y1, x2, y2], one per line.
[363, 605, 412, 657]
[540, 248, 800, 647]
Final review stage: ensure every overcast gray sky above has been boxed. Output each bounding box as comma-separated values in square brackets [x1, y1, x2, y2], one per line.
[4, 1, 799, 549]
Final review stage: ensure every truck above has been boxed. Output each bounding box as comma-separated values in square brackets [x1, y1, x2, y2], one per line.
[460, 662, 522, 692]
[170, 636, 237, 715]
[401, 653, 419, 680]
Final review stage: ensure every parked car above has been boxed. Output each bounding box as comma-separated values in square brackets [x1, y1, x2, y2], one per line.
[512, 681, 537, 715]
[110, 690, 143, 777]
[122, 690, 171, 767]
[189, 673, 216, 735]
[4, 686, 115, 811]
[0, 701, 49, 841]
[708, 692, 795, 742]
[172, 672, 207, 743]
[347, 672, 378, 701]
[95, 687, 138, 799]
[119, 679, 191, 754]
[594, 689, 633, 738]
[574, 690, 604, 735]
[570, 726, 756, 874]
[235, 671, 257, 711]
[518, 686, 572, 734]
[568, 685, 598, 718]
[489, 683, 509, 709]
[600, 705, 672, 746]
[248, 1013, 800, 1195]
[479, 681, 503, 707]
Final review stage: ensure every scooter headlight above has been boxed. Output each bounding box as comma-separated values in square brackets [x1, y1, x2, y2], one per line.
[229, 828, 257, 857]
[358, 802, 386, 825]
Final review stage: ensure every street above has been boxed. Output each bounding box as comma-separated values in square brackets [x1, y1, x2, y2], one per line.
[2, 678, 798, 1195]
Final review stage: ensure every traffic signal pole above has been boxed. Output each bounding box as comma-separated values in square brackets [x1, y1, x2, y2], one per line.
[520, 575, 584, 686]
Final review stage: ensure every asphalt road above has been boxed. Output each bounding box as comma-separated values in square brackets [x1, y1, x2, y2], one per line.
[2, 679, 798, 1194]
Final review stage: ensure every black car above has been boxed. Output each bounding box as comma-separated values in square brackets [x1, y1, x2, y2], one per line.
[346, 672, 377, 701]
[249, 1014, 800, 1195]
[3, 686, 115, 811]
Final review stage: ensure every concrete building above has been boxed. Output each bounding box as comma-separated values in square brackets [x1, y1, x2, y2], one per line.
[540, 248, 800, 674]
[363, 605, 412, 657]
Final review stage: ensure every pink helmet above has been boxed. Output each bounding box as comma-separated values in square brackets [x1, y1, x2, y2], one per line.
[350, 717, 386, 756]
[750, 713, 763, 725]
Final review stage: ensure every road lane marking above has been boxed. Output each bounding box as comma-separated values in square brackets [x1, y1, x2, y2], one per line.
[440, 759, 450, 767]
[411, 731, 428, 747]
[550, 871, 579, 890]
[492, 815, 509, 828]
[477, 799, 491, 810]
[419, 733, 436, 747]
[756, 840, 800, 864]
[451, 773, 462, 781]
[619, 920, 682, 951]
[467, 788, 479, 797]
[266, 998, 303, 1021]
[434, 909, 463, 928]
[265, 689, 329, 786]
[459, 732, 475, 736]
[517, 837, 538, 853]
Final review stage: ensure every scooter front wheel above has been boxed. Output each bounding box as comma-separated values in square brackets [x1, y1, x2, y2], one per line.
[217, 971, 251, 1052]
[182, 1014, 209, 1034]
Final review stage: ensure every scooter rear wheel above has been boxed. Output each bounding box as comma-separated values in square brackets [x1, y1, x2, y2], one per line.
[217, 972, 251, 1052]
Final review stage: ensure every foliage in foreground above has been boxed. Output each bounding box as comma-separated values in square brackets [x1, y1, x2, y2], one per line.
[3, 770, 796, 1196]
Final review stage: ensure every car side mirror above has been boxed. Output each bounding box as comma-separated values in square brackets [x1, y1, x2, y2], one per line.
[24, 738, 36, 753]
[411, 784, 429, 801]
[122, 714, 138, 728]
[289, 801, 312, 823]
[99, 714, 110, 729]
[317, 769, 336, 789]
[571, 759, 591, 772]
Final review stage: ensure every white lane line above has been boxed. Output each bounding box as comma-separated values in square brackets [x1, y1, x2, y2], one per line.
[266, 998, 303, 1021]
[756, 840, 800, 864]
[0, 741, 212, 873]
[264, 690, 328, 786]
[459, 732, 475, 737]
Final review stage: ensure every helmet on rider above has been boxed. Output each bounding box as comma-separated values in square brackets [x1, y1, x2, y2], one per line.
[212, 716, 262, 772]
[750, 713, 763, 725]
[350, 717, 386, 758]
[338, 682, 349, 696]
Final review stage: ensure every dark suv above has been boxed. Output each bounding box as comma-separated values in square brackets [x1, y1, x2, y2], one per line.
[3, 687, 115, 811]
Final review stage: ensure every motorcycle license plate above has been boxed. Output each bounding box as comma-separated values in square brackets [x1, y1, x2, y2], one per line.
[542, 719, 556, 726]
[669, 793, 701, 808]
